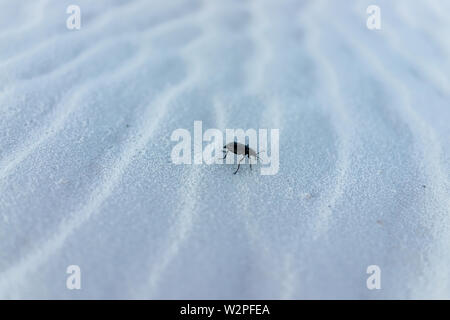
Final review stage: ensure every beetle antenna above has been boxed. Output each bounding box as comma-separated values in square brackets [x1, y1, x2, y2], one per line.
[256, 150, 265, 161]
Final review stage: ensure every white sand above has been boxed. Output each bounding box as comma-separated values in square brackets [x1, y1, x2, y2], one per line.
[0, 0, 449, 299]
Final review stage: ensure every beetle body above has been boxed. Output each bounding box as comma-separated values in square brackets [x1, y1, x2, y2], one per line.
[223, 142, 259, 174]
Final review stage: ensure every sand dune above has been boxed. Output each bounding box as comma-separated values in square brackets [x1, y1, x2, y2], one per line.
[0, 0, 449, 299]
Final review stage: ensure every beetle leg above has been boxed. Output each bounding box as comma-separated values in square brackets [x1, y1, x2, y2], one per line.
[222, 151, 228, 159]
[234, 156, 245, 174]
